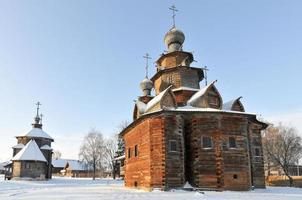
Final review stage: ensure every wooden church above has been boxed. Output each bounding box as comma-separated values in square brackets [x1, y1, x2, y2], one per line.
[120, 9, 267, 191]
[9, 102, 53, 180]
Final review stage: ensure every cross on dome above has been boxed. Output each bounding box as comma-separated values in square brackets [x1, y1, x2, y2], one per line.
[36, 101, 41, 117]
[169, 5, 178, 28]
[143, 53, 152, 78]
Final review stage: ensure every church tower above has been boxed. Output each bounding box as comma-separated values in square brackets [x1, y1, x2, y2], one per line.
[121, 6, 267, 191]
[151, 16, 204, 106]
[9, 102, 54, 180]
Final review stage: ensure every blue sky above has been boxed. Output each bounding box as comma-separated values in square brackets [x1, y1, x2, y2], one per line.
[0, 0, 301, 160]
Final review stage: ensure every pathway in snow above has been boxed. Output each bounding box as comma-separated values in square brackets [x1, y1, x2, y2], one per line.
[1, 175, 302, 200]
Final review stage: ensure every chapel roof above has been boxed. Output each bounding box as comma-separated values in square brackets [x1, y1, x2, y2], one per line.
[12, 139, 47, 163]
[12, 143, 25, 149]
[40, 144, 53, 150]
[17, 127, 53, 141]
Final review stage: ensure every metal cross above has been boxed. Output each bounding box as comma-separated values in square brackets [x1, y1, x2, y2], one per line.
[36, 101, 41, 116]
[169, 5, 178, 27]
[143, 53, 151, 78]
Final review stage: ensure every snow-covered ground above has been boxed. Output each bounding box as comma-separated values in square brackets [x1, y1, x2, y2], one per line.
[1, 175, 302, 200]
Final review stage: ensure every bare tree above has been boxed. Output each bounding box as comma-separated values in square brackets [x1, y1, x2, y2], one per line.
[79, 129, 104, 180]
[263, 124, 302, 186]
[115, 120, 129, 157]
[103, 137, 118, 178]
[52, 150, 62, 160]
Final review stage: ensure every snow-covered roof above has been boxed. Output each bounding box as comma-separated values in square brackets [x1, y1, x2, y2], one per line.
[23, 128, 53, 140]
[172, 86, 200, 92]
[40, 144, 53, 150]
[12, 143, 25, 149]
[114, 155, 125, 161]
[223, 97, 244, 112]
[52, 158, 69, 168]
[145, 85, 173, 112]
[169, 105, 254, 115]
[2, 161, 12, 167]
[223, 99, 236, 110]
[0, 162, 5, 170]
[135, 100, 146, 114]
[12, 140, 47, 162]
[66, 160, 85, 171]
[187, 80, 216, 106]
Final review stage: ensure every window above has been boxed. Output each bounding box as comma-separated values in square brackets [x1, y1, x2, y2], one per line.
[229, 137, 236, 148]
[167, 75, 174, 84]
[128, 148, 131, 159]
[134, 145, 138, 157]
[233, 174, 238, 179]
[255, 148, 260, 157]
[169, 140, 177, 152]
[202, 136, 213, 149]
[25, 163, 30, 169]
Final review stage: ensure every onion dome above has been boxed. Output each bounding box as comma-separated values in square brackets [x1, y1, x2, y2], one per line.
[164, 27, 185, 52]
[140, 78, 153, 96]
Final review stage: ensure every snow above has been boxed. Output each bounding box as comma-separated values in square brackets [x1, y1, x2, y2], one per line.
[66, 160, 85, 171]
[0, 163, 4, 170]
[52, 159, 68, 168]
[12, 143, 25, 149]
[172, 105, 255, 116]
[12, 140, 47, 163]
[172, 87, 200, 92]
[135, 100, 146, 113]
[222, 99, 236, 110]
[114, 155, 125, 161]
[20, 128, 53, 140]
[40, 144, 53, 150]
[183, 182, 193, 189]
[223, 97, 242, 111]
[0, 175, 302, 200]
[187, 80, 216, 106]
[146, 85, 173, 112]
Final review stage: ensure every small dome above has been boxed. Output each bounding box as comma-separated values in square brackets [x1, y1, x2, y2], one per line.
[140, 78, 153, 90]
[140, 78, 153, 96]
[164, 27, 185, 52]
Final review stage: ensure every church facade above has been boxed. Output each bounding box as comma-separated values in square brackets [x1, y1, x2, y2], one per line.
[9, 103, 53, 180]
[120, 24, 267, 191]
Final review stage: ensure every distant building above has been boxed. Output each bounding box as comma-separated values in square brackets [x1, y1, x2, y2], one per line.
[114, 155, 125, 178]
[64, 160, 86, 177]
[52, 158, 87, 177]
[8, 103, 54, 180]
[52, 158, 69, 174]
[0, 162, 5, 174]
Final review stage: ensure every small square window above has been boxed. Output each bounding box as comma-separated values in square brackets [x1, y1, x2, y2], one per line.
[255, 148, 260, 157]
[202, 137, 212, 149]
[229, 137, 236, 148]
[169, 140, 177, 152]
[134, 145, 138, 157]
[233, 174, 238, 179]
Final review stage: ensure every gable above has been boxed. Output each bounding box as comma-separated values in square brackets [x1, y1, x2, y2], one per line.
[187, 80, 223, 109]
[223, 97, 245, 112]
[145, 85, 177, 113]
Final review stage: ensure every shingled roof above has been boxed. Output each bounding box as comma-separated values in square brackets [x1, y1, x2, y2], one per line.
[24, 128, 53, 140]
[12, 140, 47, 163]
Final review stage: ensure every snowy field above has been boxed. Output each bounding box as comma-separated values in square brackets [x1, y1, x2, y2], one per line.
[1, 175, 302, 200]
